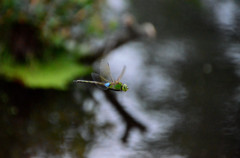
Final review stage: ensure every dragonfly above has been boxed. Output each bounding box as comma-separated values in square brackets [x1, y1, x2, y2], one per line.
[73, 60, 128, 92]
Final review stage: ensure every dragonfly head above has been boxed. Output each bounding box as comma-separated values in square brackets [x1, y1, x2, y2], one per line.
[122, 84, 128, 92]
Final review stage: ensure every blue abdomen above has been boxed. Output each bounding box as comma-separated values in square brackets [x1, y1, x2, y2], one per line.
[104, 82, 110, 87]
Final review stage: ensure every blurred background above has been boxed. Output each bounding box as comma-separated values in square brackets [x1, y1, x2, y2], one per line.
[1, 0, 240, 158]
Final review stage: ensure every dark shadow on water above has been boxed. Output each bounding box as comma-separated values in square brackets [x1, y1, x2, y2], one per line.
[0, 79, 96, 157]
[130, 0, 240, 157]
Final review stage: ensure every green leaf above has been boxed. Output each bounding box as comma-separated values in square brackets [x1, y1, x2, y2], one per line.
[0, 55, 91, 89]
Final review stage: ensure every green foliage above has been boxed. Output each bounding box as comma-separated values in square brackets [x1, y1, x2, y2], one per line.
[0, 54, 92, 89]
[0, 0, 114, 89]
[0, 0, 105, 39]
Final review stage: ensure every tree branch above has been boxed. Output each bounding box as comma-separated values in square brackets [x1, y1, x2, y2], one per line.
[83, 15, 155, 142]
[104, 91, 147, 143]
[79, 14, 156, 64]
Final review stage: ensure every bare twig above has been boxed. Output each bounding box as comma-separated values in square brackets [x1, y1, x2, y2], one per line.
[79, 14, 156, 64]
[79, 14, 155, 142]
[104, 91, 147, 143]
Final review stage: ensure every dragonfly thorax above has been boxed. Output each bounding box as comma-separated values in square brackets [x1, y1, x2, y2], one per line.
[107, 82, 128, 92]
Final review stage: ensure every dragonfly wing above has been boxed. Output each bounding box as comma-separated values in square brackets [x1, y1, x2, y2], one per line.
[117, 65, 126, 82]
[100, 60, 115, 82]
[91, 73, 108, 90]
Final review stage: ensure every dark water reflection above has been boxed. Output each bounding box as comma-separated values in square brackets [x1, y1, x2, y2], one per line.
[129, 0, 240, 158]
[0, 79, 99, 157]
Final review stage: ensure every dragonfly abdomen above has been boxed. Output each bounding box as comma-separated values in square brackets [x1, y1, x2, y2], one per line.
[73, 80, 105, 86]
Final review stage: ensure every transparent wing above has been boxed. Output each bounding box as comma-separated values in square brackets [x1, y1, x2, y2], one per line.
[91, 73, 108, 90]
[99, 60, 114, 82]
[117, 65, 126, 82]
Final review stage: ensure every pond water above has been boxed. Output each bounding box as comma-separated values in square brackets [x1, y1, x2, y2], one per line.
[87, 0, 240, 158]
[1, 0, 240, 158]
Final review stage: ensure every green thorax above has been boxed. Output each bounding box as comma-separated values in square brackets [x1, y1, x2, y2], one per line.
[109, 82, 123, 91]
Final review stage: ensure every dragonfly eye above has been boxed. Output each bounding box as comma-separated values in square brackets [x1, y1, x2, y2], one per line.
[122, 84, 128, 92]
